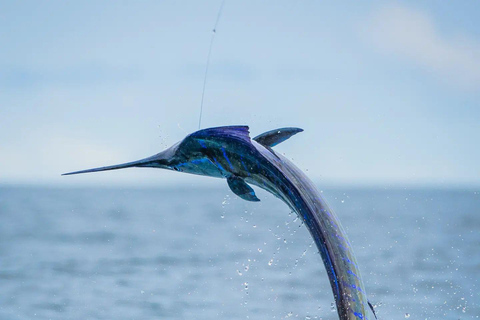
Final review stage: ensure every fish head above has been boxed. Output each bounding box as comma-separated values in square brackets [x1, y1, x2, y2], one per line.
[62, 132, 225, 178]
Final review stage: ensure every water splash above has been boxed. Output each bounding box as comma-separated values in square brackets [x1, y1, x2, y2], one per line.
[330, 302, 336, 312]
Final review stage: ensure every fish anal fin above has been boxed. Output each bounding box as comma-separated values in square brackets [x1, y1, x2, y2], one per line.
[253, 127, 303, 147]
[368, 300, 378, 319]
[227, 176, 260, 202]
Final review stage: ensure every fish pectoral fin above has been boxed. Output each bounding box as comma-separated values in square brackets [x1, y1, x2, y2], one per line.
[227, 176, 260, 202]
[253, 127, 303, 147]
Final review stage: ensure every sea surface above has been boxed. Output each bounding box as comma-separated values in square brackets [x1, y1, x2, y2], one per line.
[0, 185, 478, 320]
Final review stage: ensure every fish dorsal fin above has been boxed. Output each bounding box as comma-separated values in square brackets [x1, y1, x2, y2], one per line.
[227, 176, 260, 202]
[253, 127, 303, 147]
[189, 126, 251, 143]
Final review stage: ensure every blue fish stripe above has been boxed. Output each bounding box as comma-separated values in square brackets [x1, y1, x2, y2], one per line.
[342, 281, 364, 294]
[240, 159, 250, 176]
[221, 147, 234, 170]
[342, 257, 359, 269]
[347, 269, 359, 279]
[212, 157, 225, 173]
[198, 140, 207, 149]
[322, 245, 340, 298]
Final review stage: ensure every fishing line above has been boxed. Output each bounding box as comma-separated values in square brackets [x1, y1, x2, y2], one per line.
[198, 0, 226, 129]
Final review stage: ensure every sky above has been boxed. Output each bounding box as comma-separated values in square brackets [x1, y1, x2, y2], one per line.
[0, 1, 479, 188]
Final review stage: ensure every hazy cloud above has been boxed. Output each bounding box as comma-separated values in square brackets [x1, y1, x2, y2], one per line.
[362, 4, 480, 90]
[183, 60, 258, 83]
[0, 64, 140, 89]
[1, 2, 479, 187]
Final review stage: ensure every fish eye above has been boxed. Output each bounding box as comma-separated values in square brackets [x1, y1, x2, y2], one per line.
[173, 166, 180, 172]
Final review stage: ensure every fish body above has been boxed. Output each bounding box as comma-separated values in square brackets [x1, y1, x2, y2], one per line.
[249, 141, 370, 320]
[63, 126, 374, 320]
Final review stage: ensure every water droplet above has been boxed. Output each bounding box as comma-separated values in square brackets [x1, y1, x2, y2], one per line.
[220, 214, 225, 219]
[236, 270, 243, 276]
[257, 248, 262, 253]
[330, 303, 336, 312]
[405, 313, 410, 318]
[141, 290, 145, 294]
[268, 259, 273, 266]
[222, 195, 230, 206]
[244, 265, 249, 272]
[244, 282, 248, 289]
[253, 225, 257, 228]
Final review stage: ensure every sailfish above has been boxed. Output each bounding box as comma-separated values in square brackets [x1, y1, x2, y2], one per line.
[63, 126, 377, 320]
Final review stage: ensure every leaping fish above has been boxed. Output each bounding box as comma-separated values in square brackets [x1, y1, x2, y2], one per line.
[63, 126, 377, 320]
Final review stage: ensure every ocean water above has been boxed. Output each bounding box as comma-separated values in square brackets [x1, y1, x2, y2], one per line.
[0, 185, 478, 320]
